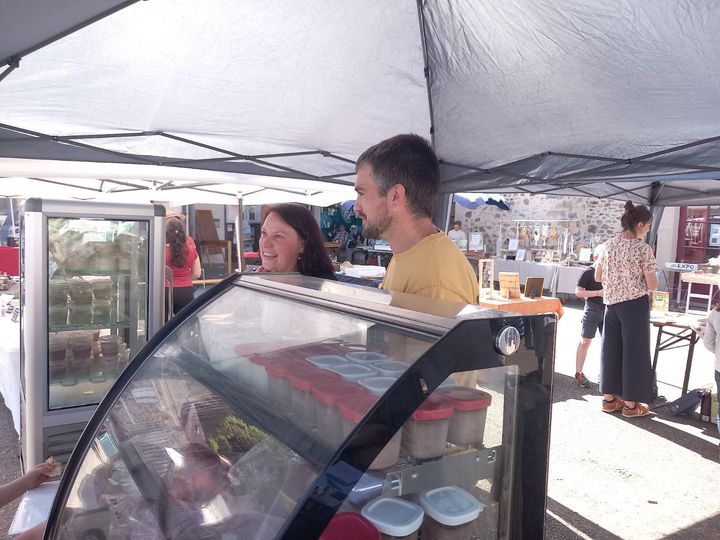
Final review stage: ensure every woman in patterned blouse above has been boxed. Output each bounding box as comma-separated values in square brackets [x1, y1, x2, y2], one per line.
[595, 201, 657, 418]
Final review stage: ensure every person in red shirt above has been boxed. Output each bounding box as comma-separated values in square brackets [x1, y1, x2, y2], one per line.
[165, 216, 201, 318]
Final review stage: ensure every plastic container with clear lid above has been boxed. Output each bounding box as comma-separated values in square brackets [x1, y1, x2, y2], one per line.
[312, 381, 367, 444]
[339, 395, 401, 470]
[100, 354, 120, 376]
[329, 363, 377, 382]
[48, 333, 68, 378]
[48, 278, 68, 306]
[69, 353, 92, 378]
[92, 301, 112, 325]
[70, 332, 93, 360]
[372, 361, 409, 378]
[306, 354, 350, 370]
[99, 335, 122, 356]
[401, 394, 454, 460]
[83, 275, 113, 300]
[48, 306, 68, 327]
[346, 351, 389, 364]
[288, 369, 341, 430]
[68, 305, 92, 325]
[361, 497, 424, 540]
[358, 376, 397, 396]
[320, 512, 380, 540]
[67, 277, 93, 305]
[419, 486, 483, 539]
[438, 387, 492, 447]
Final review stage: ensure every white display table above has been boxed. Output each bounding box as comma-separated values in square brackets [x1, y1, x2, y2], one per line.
[0, 316, 20, 435]
[492, 259, 592, 297]
[554, 265, 588, 296]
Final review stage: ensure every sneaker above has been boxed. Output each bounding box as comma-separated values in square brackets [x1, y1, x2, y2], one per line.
[602, 397, 625, 413]
[621, 403, 650, 418]
[575, 371, 590, 388]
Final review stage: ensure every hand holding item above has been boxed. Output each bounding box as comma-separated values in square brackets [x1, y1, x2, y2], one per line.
[24, 458, 60, 490]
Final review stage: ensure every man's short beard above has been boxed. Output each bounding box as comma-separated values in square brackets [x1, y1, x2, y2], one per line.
[362, 214, 392, 240]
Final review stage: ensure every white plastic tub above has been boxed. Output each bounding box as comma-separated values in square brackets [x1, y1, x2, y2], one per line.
[419, 486, 483, 539]
[361, 497, 423, 540]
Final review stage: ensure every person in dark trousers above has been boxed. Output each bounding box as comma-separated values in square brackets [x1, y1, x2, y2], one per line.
[595, 201, 657, 418]
[574, 245, 605, 387]
[165, 215, 201, 319]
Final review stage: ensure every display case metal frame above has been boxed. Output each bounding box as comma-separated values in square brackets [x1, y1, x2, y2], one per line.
[20, 198, 165, 469]
[46, 273, 555, 539]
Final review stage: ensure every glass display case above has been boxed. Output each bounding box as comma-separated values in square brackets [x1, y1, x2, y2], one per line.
[46, 274, 555, 539]
[20, 199, 165, 469]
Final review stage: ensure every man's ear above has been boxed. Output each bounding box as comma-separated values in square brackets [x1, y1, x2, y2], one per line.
[389, 183, 406, 207]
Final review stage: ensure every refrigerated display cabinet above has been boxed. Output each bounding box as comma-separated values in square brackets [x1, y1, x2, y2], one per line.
[20, 199, 166, 469]
[45, 273, 555, 539]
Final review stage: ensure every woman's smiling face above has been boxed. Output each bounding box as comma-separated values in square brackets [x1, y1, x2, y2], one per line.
[259, 212, 304, 272]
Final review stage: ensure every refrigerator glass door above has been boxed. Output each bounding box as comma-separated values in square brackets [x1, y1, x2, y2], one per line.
[48, 217, 149, 410]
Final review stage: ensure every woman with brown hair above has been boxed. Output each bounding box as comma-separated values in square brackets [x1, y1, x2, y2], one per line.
[258, 203, 337, 280]
[166, 215, 201, 317]
[595, 201, 657, 418]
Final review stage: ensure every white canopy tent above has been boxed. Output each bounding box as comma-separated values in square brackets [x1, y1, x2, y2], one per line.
[2, 0, 720, 209]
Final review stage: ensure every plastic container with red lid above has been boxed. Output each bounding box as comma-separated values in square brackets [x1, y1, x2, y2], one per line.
[319, 512, 380, 540]
[339, 395, 401, 470]
[288, 369, 340, 430]
[247, 354, 270, 395]
[438, 387, 492, 447]
[265, 360, 316, 415]
[402, 395, 454, 460]
[313, 382, 367, 444]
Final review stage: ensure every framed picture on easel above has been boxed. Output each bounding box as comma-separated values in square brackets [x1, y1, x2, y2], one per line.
[524, 277, 544, 299]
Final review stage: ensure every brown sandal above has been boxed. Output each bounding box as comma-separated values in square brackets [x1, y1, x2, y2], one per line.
[602, 397, 625, 413]
[621, 402, 650, 418]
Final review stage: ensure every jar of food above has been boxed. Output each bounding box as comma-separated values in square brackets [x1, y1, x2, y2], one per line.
[67, 277, 93, 305]
[358, 376, 397, 396]
[69, 353, 92, 379]
[402, 394, 454, 460]
[346, 351, 389, 364]
[71, 332, 93, 360]
[312, 381, 367, 444]
[99, 335, 122, 356]
[48, 333, 68, 379]
[329, 363, 377, 382]
[320, 512, 380, 540]
[48, 306, 68, 327]
[288, 369, 340, 431]
[339, 395, 401, 470]
[419, 486, 483, 539]
[361, 498, 424, 540]
[48, 278, 68, 306]
[437, 387, 492, 447]
[68, 305, 92, 325]
[85, 276, 113, 300]
[100, 354, 120, 376]
[92, 300, 112, 325]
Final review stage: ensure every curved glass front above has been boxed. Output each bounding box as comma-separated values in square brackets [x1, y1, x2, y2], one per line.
[51, 281, 436, 539]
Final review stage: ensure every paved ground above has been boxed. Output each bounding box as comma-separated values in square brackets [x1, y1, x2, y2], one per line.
[0, 299, 718, 538]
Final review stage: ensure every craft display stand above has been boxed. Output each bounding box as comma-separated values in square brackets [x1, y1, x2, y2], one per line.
[477, 258, 496, 298]
[499, 219, 576, 262]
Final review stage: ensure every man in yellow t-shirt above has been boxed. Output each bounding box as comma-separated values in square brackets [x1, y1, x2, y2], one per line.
[354, 134, 478, 305]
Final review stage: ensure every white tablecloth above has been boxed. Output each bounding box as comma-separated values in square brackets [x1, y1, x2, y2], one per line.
[492, 260, 591, 297]
[554, 265, 588, 295]
[0, 317, 20, 434]
[493, 260, 559, 292]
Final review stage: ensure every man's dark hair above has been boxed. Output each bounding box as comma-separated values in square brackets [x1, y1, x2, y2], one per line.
[356, 134, 439, 218]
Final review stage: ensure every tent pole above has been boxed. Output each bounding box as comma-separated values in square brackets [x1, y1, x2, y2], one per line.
[236, 196, 244, 272]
